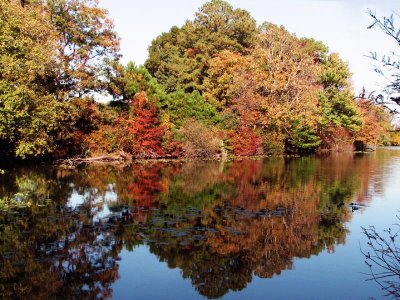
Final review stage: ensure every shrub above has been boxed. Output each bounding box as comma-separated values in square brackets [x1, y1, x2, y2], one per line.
[179, 120, 223, 158]
[262, 132, 285, 155]
[84, 119, 134, 156]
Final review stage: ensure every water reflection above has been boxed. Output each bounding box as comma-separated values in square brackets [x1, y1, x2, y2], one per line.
[0, 150, 394, 299]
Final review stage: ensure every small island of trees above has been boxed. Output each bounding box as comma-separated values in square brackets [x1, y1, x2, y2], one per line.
[0, 0, 398, 162]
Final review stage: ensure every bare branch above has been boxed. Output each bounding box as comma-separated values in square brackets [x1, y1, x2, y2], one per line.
[361, 218, 400, 298]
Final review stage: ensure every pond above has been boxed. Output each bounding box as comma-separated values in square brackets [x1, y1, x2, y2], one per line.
[1, 148, 400, 299]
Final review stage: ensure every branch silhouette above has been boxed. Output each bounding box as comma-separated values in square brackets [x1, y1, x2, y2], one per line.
[361, 216, 400, 298]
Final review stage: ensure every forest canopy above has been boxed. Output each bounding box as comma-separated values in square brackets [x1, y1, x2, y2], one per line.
[0, 0, 395, 160]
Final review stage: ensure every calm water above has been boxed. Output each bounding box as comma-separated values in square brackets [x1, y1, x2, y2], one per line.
[1, 148, 400, 299]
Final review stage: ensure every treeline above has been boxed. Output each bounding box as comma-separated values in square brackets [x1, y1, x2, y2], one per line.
[0, 0, 394, 161]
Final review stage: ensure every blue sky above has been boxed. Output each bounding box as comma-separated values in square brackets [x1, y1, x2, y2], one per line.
[100, 0, 399, 94]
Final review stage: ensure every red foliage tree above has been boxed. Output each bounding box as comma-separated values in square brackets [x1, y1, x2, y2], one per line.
[129, 92, 165, 158]
[229, 126, 263, 156]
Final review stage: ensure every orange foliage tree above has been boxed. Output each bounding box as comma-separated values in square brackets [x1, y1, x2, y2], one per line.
[356, 99, 391, 146]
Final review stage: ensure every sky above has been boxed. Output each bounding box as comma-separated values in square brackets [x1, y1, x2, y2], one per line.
[99, 0, 400, 94]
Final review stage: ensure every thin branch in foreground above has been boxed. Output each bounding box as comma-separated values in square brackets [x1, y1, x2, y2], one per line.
[361, 217, 400, 298]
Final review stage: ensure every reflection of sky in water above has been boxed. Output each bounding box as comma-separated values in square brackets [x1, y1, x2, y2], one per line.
[2, 148, 400, 299]
[68, 191, 84, 208]
[258, 149, 400, 299]
[67, 183, 118, 221]
[112, 241, 382, 299]
[359, 148, 400, 230]
[113, 246, 202, 300]
[110, 148, 400, 300]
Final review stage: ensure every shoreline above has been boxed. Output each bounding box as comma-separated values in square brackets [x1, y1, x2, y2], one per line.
[4, 147, 396, 170]
[51, 149, 371, 167]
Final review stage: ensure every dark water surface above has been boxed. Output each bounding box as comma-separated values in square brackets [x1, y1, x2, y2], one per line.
[1, 148, 400, 299]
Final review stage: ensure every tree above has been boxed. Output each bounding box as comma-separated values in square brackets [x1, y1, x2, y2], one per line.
[162, 90, 221, 127]
[356, 98, 392, 147]
[120, 62, 221, 128]
[45, 0, 121, 99]
[254, 25, 324, 153]
[0, 0, 68, 158]
[205, 24, 326, 153]
[318, 53, 363, 150]
[123, 62, 168, 102]
[367, 10, 400, 112]
[129, 92, 165, 158]
[0, 0, 122, 159]
[228, 126, 263, 156]
[145, 0, 258, 94]
[204, 50, 253, 109]
[203, 23, 364, 154]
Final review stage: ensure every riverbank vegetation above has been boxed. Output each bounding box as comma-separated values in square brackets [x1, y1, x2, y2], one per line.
[0, 0, 397, 162]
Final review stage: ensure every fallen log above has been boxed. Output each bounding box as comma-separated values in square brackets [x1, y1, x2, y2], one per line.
[55, 152, 130, 166]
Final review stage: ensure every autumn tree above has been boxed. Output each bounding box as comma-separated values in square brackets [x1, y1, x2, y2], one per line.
[0, 0, 121, 159]
[129, 92, 166, 158]
[205, 25, 326, 154]
[204, 50, 253, 109]
[254, 25, 324, 153]
[145, 0, 258, 94]
[228, 127, 263, 156]
[318, 53, 363, 150]
[355, 99, 392, 147]
[0, 0, 68, 158]
[0, 0, 376, 160]
[204, 23, 364, 154]
[121, 62, 221, 128]
[45, 0, 121, 99]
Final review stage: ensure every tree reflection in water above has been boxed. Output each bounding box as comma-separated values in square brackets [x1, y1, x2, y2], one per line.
[0, 152, 384, 299]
